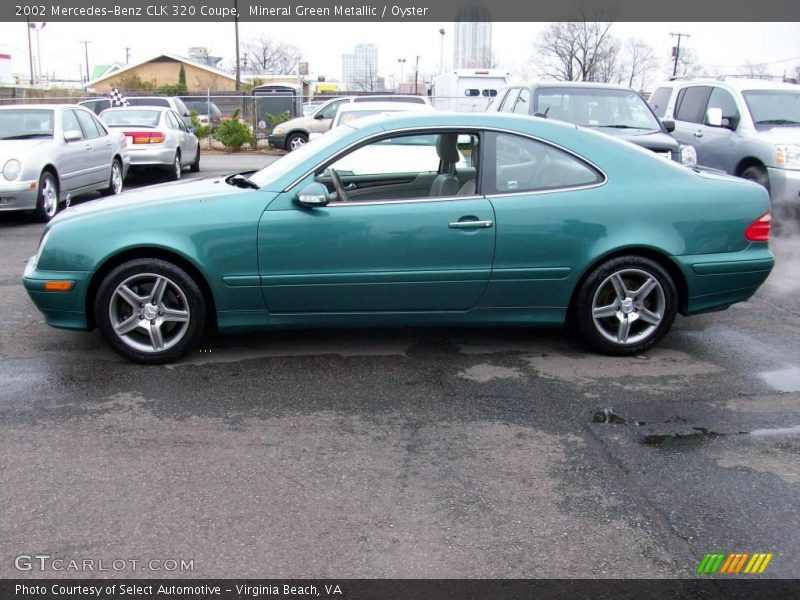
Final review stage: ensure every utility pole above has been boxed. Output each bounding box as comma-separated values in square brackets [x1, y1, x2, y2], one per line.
[79, 40, 91, 83]
[670, 32, 691, 78]
[439, 28, 445, 74]
[124, 47, 131, 65]
[414, 55, 420, 95]
[25, 17, 34, 85]
[234, 0, 241, 91]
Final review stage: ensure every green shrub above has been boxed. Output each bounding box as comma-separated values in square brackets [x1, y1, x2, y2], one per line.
[264, 111, 292, 132]
[213, 108, 254, 152]
[189, 110, 213, 140]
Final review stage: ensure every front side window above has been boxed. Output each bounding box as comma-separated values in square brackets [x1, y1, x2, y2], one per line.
[491, 133, 602, 194]
[706, 87, 740, 124]
[500, 88, 520, 113]
[513, 89, 531, 115]
[318, 100, 345, 120]
[315, 131, 479, 202]
[61, 110, 82, 139]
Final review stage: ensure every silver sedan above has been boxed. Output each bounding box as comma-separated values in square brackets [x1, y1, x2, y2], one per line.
[0, 104, 130, 221]
[99, 107, 200, 180]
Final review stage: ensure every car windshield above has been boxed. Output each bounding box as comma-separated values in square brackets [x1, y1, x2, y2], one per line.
[101, 110, 161, 127]
[184, 102, 220, 115]
[535, 87, 661, 130]
[248, 125, 356, 188]
[128, 98, 170, 108]
[0, 109, 54, 140]
[742, 90, 800, 126]
[336, 110, 402, 127]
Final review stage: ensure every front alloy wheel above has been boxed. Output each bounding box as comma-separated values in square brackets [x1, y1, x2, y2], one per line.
[576, 256, 677, 355]
[96, 259, 206, 363]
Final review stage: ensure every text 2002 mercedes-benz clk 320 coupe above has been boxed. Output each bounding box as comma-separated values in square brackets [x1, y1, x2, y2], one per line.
[24, 112, 774, 363]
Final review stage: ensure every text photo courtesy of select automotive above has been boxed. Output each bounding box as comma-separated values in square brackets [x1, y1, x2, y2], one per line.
[1, 8, 800, 587]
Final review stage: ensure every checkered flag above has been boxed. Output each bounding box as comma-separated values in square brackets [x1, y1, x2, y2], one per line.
[109, 88, 129, 107]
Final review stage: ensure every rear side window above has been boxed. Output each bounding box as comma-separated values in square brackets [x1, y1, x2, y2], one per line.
[75, 110, 103, 139]
[648, 87, 672, 118]
[675, 86, 712, 124]
[490, 133, 602, 194]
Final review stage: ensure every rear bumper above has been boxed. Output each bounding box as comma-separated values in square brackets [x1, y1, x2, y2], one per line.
[0, 178, 39, 212]
[674, 246, 774, 315]
[126, 145, 176, 167]
[23, 256, 91, 331]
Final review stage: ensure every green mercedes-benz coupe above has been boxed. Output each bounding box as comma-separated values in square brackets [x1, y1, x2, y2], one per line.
[23, 113, 774, 363]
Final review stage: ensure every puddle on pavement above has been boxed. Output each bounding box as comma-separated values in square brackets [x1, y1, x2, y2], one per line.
[759, 366, 800, 392]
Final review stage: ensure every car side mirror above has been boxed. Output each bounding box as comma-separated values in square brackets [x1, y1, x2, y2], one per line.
[314, 113, 327, 120]
[706, 107, 723, 128]
[64, 130, 82, 142]
[722, 115, 738, 131]
[661, 119, 676, 133]
[294, 182, 330, 208]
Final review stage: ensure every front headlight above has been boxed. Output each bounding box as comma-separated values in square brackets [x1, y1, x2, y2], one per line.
[775, 144, 800, 169]
[272, 126, 286, 135]
[680, 144, 697, 167]
[32, 230, 51, 269]
[2, 159, 21, 181]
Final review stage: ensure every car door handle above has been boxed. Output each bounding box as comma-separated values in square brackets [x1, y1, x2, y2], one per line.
[693, 130, 704, 138]
[449, 220, 494, 229]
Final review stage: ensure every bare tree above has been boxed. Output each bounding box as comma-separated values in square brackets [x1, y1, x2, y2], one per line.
[621, 38, 659, 90]
[674, 47, 702, 78]
[351, 62, 378, 92]
[738, 61, 771, 78]
[243, 34, 302, 74]
[534, 10, 619, 82]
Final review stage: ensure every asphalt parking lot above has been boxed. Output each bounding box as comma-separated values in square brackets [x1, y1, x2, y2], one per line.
[0, 154, 798, 579]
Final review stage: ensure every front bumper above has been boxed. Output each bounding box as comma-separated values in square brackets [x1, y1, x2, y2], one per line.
[767, 167, 800, 209]
[0, 178, 39, 212]
[268, 133, 287, 149]
[23, 256, 91, 330]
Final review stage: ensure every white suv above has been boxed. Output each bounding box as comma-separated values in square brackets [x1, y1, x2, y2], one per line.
[649, 78, 800, 216]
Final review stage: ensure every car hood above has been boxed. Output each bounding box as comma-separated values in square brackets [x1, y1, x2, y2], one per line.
[0, 138, 53, 162]
[274, 115, 314, 131]
[52, 176, 248, 224]
[751, 125, 800, 143]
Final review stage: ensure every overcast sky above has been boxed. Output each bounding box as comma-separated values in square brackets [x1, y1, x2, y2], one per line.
[1, 21, 799, 87]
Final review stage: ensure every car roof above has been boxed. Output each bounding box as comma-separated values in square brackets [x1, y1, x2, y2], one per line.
[655, 78, 799, 92]
[99, 106, 170, 113]
[0, 104, 87, 110]
[511, 81, 639, 92]
[337, 102, 432, 113]
[345, 110, 579, 133]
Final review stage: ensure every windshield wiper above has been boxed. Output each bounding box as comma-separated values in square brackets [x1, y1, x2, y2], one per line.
[227, 173, 260, 189]
[1, 133, 52, 140]
[755, 119, 800, 125]
[592, 124, 648, 129]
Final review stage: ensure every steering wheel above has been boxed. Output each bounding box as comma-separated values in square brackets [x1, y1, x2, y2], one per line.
[329, 168, 348, 203]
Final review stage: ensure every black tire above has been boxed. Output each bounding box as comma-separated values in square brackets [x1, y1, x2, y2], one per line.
[101, 158, 124, 196]
[167, 151, 182, 181]
[190, 144, 200, 172]
[32, 170, 59, 222]
[575, 256, 677, 356]
[95, 258, 207, 364]
[286, 132, 308, 152]
[741, 165, 770, 192]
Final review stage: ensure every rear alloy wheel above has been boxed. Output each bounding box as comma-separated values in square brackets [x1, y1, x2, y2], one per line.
[190, 144, 200, 172]
[169, 151, 182, 180]
[96, 259, 207, 364]
[286, 133, 307, 152]
[33, 171, 59, 222]
[103, 159, 124, 196]
[575, 256, 677, 355]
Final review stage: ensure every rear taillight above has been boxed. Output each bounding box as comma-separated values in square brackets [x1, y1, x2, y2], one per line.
[125, 131, 166, 144]
[745, 212, 771, 242]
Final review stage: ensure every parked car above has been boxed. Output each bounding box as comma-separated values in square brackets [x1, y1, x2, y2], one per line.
[302, 101, 326, 116]
[648, 77, 800, 216]
[24, 112, 773, 363]
[99, 107, 200, 180]
[81, 96, 193, 127]
[490, 82, 697, 166]
[269, 95, 432, 151]
[0, 104, 129, 221]
[308, 101, 434, 140]
[183, 100, 222, 128]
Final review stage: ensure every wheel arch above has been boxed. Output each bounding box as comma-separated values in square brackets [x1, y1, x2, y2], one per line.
[734, 156, 766, 177]
[85, 246, 217, 332]
[567, 246, 689, 320]
[284, 130, 309, 148]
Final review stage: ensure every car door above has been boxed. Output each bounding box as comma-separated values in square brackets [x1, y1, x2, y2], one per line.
[73, 108, 110, 188]
[168, 110, 194, 161]
[694, 86, 742, 173]
[257, 129, 496, 313]
[671, 85, 713, 164]
[58, 108, 90, 193]
[480, 131, 606, 311]
[310, 99, 348, 134]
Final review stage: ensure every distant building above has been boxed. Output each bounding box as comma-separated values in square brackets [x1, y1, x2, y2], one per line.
[0, 53, 12, 85]
[342, 43, 378, 91]
[187, 47, 224, 70]
[454, 8, 492, 69]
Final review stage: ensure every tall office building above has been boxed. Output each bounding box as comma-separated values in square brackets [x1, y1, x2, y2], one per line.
[453, 6, 492, 69]
[342, 43, 379, 91]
